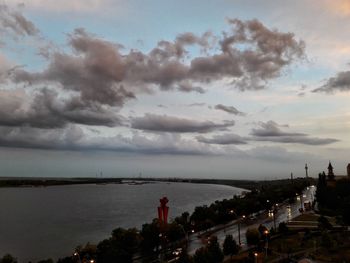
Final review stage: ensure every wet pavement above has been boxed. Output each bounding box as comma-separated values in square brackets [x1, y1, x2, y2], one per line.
[187, 185, 317, 254]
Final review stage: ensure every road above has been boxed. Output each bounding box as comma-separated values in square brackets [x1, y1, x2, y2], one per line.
[187, 185, 316, 254]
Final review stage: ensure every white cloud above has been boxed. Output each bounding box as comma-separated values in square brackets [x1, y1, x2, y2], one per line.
[10, 0, 120, 13]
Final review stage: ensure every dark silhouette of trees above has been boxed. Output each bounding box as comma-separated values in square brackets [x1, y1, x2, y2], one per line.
[317, 177, 350, 224]
[140, 219, 161, 255]
[193, 236, 223, 263]
[37, 260, 53, 263]
[223, 234, 239, 261]
[278, 222, 289, 234]
[176, 251, 193, 263]
[246, 228, 260, 247]
[0, 255, 17, 263]
[96, 228, 140, 263]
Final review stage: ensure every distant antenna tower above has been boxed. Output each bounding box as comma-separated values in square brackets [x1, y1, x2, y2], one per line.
[305, 163, 308, 178]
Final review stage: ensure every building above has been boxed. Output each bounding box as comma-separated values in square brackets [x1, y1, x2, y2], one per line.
[347, 163, 350, 176]
[328, 161, 335, 180]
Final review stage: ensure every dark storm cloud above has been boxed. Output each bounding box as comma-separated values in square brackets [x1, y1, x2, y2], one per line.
[188, 102, 207, 107]
[214, 104, 245, 115]
[250, 121, 339, 145]
[251, 121, 305, 137]
[0, 89, 123, 128]
[196, 133, 247, 145]
[14, 29, 136, 107]
[177, 82, 205, 94]
[313, 71, 350, 93]
[0, 125, 84, 150]
[253, 136, 339, 145]
[0, 127, 223, 155]
[131, 114, 235, 133]
[0, 4, 38, 37]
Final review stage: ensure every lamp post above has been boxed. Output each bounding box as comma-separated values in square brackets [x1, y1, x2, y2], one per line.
[264, 230, 269, 258]
[229, 210, 245, 245]
[73, 252, 81, 263]
[254, 252, 258, 263]
[179, 224, 189, 248]
[272, 205, 278, 230]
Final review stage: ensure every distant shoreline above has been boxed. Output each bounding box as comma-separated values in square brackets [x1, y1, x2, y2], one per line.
[0, 176, 316, 190]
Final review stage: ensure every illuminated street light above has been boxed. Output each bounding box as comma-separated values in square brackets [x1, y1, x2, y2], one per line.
[73, 252, 81, 263]
[264, 230, 269, 257]
[229, 209, 243, 245]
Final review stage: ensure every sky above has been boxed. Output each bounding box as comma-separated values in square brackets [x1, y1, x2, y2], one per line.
[0, 0, 349, 179]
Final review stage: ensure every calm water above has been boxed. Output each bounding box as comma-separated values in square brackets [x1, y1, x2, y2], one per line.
[0, 182, 242, 262]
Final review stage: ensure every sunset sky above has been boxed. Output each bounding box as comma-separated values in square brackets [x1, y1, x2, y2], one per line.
[0, 0, 349, 179]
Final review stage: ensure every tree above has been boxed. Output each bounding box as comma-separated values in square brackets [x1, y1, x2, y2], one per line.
[246, 228, 260, 247]
[56, 257, 74, 263]
[321, 232, 335, 250]
[193, 247, 209, 263]
[258, 224, 268, 236]
[97, 227, 140, 263]
[176, 251, 193, 263]
[0, 255, 17, 263]
[37, 259, 53, 263]
[193, 236, 223, 263]
[318, 216, 333, 230]
[278, 222, 289, 234]
[166, 222, 185, 242]
[223, 234, 239, 261]
[207, 236, 224, 263]
[140, 219, 161, 254]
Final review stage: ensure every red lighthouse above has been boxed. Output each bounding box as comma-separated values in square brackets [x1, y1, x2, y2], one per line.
[158, 197, 169, 225]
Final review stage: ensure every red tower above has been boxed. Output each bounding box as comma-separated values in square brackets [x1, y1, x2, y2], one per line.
[158, 197, 169, 224]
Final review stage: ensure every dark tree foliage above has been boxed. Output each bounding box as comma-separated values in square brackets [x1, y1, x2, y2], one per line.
[97, 228, 140, 263]
[140, 219, 161, 254]
[257, 224, 268, 236]
[56, 257, 74, 263]
[37, 259, 53, 263]
[318, 216, 333, 230]
[75, 243, 97, 262]
[0, 255, 17, 263]
[246, 228, 260, 247]
[193, 236, 223, 263]
[193, 247, 210, 263]
[174, 212, 191, 232]
[166, 222, 185, 242]
[223, 234, 239, 260]
[176, 251, 193, 263]
[316, 177, 350, 224]
[207, 236, 224, 263]
[278, 222, 289, 234]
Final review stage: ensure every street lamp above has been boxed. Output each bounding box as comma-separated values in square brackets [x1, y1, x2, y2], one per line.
[73, 252, 81, 263]
[229, 210, 244, 245]
[272, 205, 278, 230]
[179, 224, 189, 247]
[264, 230, 269, 257]
[254, 252, 258, 263]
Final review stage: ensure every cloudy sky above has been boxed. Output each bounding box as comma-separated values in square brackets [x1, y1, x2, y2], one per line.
[0, 0, 349, 179]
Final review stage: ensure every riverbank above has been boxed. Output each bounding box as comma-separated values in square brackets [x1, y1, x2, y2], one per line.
[0, 176, 316, 190]
[0, 177, 124, 187]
